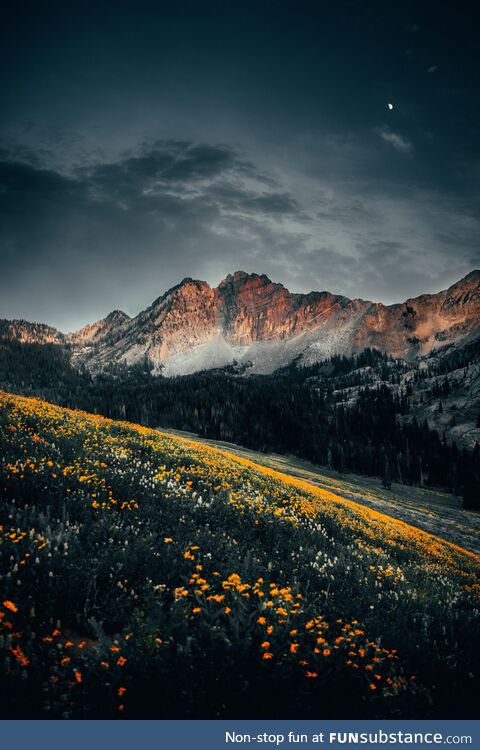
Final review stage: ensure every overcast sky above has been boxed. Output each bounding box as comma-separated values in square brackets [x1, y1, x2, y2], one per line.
[0, 0, 479, 331]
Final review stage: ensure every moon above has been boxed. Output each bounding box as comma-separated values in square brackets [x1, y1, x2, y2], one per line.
[387, 102, 394, 111]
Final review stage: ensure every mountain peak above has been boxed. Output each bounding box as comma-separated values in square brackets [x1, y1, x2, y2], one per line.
[149, 277, 210, 309]
[219, 271, 275, 287]
[445, 269, 480, 297]
[173, 276, 211, 292]
[67, 308, 130, 346]
[455, 269, 480, 285]
[105, 309, 130, 323]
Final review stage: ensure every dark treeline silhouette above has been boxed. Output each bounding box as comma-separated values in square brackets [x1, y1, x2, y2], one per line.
[1, 338, 479, 508]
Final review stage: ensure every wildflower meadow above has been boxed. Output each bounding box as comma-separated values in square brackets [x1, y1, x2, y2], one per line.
[0, 391, 478, 719]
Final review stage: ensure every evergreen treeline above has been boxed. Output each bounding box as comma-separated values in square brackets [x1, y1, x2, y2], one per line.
[0, 338, 479, 508]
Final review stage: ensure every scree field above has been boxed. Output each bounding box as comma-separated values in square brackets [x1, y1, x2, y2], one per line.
[0, 391, 479, 719]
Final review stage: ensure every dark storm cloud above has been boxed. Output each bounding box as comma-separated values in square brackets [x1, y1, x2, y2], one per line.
[0, 140, 309, 329]
[77, 141, 301, 219]
[82, 142, 236, 193]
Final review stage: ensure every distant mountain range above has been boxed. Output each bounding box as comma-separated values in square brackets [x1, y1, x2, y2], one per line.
[2, 270, 480, 375]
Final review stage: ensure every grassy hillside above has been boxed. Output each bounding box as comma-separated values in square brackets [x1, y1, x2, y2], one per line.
[3, 339, 479, 507]
[0, 390, 479, 719]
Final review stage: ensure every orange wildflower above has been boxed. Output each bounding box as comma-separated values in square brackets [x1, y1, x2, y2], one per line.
[10, 645, 29, 667]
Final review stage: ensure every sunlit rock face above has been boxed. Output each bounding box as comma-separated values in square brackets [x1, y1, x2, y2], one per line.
[352, 270, 480, 359]
[134, 279, 218, 367]
[216, 271, 356, 344]
[2, 271, 479, 375]
[67, 279, 219, 371]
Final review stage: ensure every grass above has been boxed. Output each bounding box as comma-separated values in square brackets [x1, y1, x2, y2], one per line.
[0, 390, 479, 719]
[165, 428, 480, 555]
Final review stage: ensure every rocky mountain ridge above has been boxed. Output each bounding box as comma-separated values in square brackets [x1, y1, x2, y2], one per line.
[1, 270, 480, 375]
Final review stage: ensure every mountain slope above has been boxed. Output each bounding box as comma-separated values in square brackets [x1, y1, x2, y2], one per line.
[1, 270, 479, 375]
[0, 319, 65, 346]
